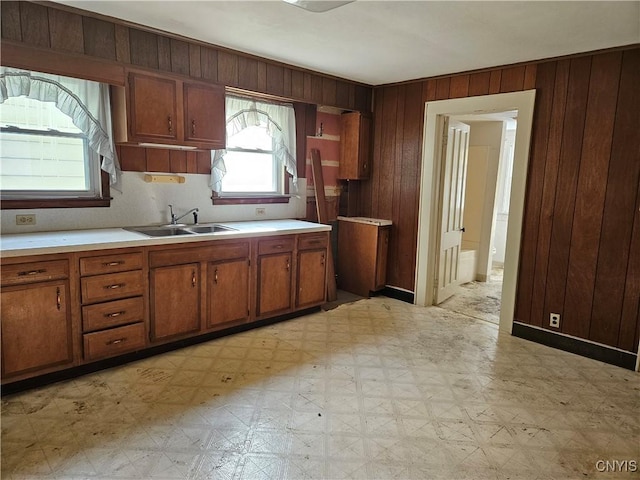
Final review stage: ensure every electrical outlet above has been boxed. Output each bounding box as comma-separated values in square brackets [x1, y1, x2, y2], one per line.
[255, 208, 266, 216]
[16, 214, 36, 225]
[549, 313, 561, 328]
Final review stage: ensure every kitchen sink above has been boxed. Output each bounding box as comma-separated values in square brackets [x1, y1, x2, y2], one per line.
[125, 223, 236, 237]
[183, 225, 235, 234]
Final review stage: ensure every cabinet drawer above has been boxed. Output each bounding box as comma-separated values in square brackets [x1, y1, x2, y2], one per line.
[81, 270, 144, 304]
[298, 233, 328, 250]
[1, 260, 68, 286]
[258, 237, 295, 255]
[80, 252, 143, 276]
[83, 323, 146, 362]
[82, 297, 144, 332]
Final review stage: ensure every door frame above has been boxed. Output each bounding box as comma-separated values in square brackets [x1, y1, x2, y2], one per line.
[414, 90, 536, 333]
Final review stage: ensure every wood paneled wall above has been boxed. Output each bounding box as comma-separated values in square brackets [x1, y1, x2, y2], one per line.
[358, 48, 640, 352]
[0, 1, 372, 113]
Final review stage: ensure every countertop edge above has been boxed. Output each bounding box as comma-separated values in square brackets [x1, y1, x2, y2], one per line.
[0, 220, 332, 258]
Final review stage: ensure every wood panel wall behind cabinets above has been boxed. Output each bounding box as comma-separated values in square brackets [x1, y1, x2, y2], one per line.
[0, 1, 372, 113]
[357, 47, 640, 352]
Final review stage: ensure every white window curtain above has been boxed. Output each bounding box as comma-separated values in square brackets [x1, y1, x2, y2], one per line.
[0, 67, 121, 189]
[210, 95, 297, 193]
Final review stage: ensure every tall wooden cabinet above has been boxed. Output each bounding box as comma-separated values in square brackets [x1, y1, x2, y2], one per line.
[1, 259, 74, 379]
[339, 112, 371, 180]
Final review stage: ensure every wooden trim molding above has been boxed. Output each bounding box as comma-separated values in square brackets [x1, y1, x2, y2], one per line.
[1, 172, 112, 209]
[0, 41, 126, 86]
[211, 195, 290, 206]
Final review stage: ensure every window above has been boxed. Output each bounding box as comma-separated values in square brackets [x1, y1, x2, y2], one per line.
[0, 68, 119, 208]
[222, 125, 282, 194]
[1, 96, 100, 197]
[211, 95, 297, 203]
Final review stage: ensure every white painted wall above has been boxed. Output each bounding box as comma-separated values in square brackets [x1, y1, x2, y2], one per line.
[459, 120, 505, 281]
[1, 172, 307, 234]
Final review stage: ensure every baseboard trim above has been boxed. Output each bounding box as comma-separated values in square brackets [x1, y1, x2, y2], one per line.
[512, 322, 637, 370]
[376, 286, 415, 304]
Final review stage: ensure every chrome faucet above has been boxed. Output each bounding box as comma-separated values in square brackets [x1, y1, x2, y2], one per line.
[168, 204, 199, 225]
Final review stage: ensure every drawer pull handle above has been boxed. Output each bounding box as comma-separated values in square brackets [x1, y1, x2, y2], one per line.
[105, 283, 125, 290]
[18, 269, 46, 276]
[214, 269, 218, 284]
[106, 337, 126, 346]
[321, 254, 325, 266]
[103, 261, 124, 267]
[286, 259, 290, 272]
[105, 311, 126, 318]
[56, 287, 61, 310]
[191, 119, 196, 136]
[168, 116, 173, 134]
[275, 245, 283, 249]
[192, 270, 197, 287]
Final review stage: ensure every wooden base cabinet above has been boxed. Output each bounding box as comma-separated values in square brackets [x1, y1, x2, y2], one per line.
[1, 281, 73, 378]
[337, 217, 391, 297]
[208, 259, 250, 328]
[150, 263, 201, 341]
[296, 233, 329, 309]
[1, 258, 73, 380]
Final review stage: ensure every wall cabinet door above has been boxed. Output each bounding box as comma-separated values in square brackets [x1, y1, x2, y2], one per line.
[208, 259, 250, 328]
[150, 263, 200, 341]
[339, 111, 371, 180]
[297, 249, 326, 309]
[1, 281, 73, 378]
[184, 82, 225, 146]
[128, 72, 178, 142]
[257, 253, 292, 317]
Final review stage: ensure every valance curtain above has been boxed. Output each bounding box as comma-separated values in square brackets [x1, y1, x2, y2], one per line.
[0, 67, 121, 188]
[211, 95, 297, 193]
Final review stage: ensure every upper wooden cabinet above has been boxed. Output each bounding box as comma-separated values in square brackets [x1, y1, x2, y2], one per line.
[112, 70, 226, 150]
[339, 112, 371, 180]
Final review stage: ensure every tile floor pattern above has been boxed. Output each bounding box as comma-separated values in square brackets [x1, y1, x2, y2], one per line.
[438, 266, 504, 325]
[2, 297, 639, 480]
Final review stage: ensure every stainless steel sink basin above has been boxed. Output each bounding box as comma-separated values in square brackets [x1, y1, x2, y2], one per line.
[127, 226, 195, 237]
[184, 225, 236, 234]
[126, 223, 236, 237]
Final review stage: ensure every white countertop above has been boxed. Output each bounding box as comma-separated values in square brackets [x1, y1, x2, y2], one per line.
[337, 216, 392, 227]
[0, 219, 331, 258]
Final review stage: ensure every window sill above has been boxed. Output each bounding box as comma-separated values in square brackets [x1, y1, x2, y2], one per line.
[1, 197, 112, 209]
[211, 195, 290, 206]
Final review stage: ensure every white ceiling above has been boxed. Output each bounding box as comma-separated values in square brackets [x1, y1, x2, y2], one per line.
[57, 1, 639, 86]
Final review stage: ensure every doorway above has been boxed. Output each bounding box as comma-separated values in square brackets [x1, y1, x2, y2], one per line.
[436, 113, 517, 325]
[414, 91, 536, 334]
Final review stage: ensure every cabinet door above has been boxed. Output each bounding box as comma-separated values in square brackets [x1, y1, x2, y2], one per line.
[1, 281, 73, 378]
[183, 82, 225, 147]
[208, 259, 250, 328]
[257, 253, 292, 317]
[129, 73, 178, 141]
[296, 249, 326, 309]
[150, 263, 200, 341]
[339, 112, 371, 180]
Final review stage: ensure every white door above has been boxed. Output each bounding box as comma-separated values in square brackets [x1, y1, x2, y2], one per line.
[435, 118, 470, 304]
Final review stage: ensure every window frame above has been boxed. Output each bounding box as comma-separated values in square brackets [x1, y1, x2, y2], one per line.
[0, 58, 118, 210]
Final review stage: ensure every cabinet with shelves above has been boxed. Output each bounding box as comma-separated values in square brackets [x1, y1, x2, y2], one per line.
[112, 70, 225, 151]
[339, 111, 371, 180]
